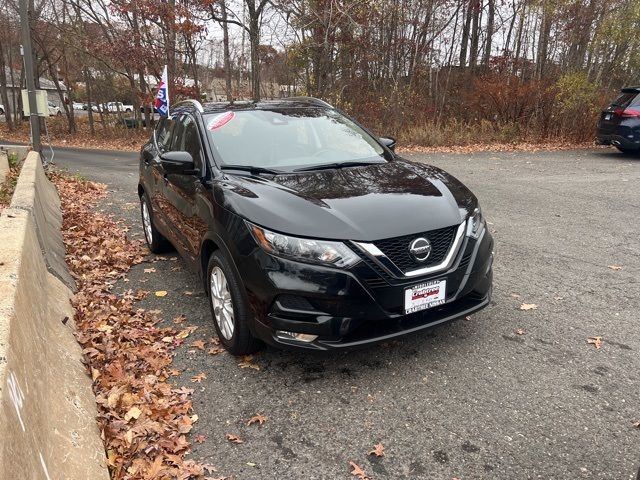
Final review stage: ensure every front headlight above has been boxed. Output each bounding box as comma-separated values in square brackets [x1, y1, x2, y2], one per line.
[466, 207, 484, 239]
[248, 223, 361, 268]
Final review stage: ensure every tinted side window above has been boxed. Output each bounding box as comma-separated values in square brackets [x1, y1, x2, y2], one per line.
[156, 118, 176, 153]
[176, 116, 203, 172]
[630, 94, 640, 107]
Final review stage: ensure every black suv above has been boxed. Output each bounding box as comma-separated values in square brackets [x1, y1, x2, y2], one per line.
[138, 98, 494, 354]
[596, 86, 640, 154]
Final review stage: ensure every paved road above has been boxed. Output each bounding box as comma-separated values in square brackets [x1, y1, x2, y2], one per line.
[50, 146, 640, 479]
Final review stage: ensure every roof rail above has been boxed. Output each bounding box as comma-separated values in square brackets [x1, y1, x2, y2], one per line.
[281, 96, 333, 108]
[172, 99, 204, 112]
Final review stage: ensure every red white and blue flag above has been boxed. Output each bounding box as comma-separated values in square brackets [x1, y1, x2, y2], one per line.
[154, 65, 169, 117]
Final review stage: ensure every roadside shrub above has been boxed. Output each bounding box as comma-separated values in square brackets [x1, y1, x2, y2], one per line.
[551, 72, 604, 140]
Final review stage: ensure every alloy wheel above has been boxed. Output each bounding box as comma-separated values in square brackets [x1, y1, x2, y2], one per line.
[210, 266, 235, 340]
[141, 200, 153, 245]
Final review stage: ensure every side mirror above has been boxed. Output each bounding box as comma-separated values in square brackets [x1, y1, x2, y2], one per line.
[160, 151, 197, 175]
[379, 137, 396, 152]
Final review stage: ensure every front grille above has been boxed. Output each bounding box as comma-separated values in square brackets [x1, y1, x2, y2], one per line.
[374, 225, 458, 273]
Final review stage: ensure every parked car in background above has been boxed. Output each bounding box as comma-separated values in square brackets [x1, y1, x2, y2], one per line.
[107, 101, 133, 113]
[596, 86, 640, 154]
[0, 104, 4, 115]
[91, 103, 105, 113]
[138, 97, 494, 354]
[48, 102, 62, 116]
[72, 102, 84, 110]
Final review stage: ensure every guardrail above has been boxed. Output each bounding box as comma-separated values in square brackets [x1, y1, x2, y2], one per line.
[0, 152, 108, 479]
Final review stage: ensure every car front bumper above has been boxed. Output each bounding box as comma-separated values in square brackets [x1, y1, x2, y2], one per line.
[235, 223, 494, 350]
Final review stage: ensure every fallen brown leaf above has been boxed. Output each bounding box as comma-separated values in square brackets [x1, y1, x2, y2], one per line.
[144, 267, 156, 273]
[191, 372, 207, 383]
[191, 340, 206, 351]
[608, 265, 623, 271]
[519, 303, 538, 311]
[247, 414, 268, 426]
[124, 406, 142, 422]
[349, 461, 369, 479]
[368, 443, 385, 457]
[155, 290, 168, 297]
[194, 434, 206, 444]
[587, 336, 603, 350]
[238, 355, 260, 371]
[225, 433, 244, 444]
[173, 314, 187, 324]
[208, 346, 225, 355]
[515, 329, 526, 335]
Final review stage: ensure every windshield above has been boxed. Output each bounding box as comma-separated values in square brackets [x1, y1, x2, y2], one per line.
[204, 107, 387, 170]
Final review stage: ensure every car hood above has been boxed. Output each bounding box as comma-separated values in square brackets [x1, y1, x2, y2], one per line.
[216, 159, 477, 241]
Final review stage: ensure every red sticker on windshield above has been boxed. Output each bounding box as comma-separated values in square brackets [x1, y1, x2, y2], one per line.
[208, 111, 235, 130]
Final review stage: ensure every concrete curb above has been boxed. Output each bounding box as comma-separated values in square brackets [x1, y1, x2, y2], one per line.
[10, 152, 75, 290]
[0, 151, 8, 183]
[0, 154, 109, 479]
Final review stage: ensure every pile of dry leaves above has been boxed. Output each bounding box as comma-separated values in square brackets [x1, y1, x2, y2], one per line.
[1, 118, 146, 152]
[51, 172, 214, 479]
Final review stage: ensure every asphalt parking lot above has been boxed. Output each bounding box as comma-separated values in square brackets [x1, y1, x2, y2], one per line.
[50, 146, 640, 479]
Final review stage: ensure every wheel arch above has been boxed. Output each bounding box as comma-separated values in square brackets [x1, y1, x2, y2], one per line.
[199, 232, 245, 299]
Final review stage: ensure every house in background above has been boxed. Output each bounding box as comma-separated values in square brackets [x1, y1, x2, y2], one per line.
[1, 66, 67, 118]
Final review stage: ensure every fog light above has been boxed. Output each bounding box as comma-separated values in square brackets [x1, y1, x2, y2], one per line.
[276, 330, 318, 343]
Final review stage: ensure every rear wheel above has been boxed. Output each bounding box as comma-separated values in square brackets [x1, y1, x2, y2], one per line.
[207, 251, 261, 355]
[140, 193, 172, 253]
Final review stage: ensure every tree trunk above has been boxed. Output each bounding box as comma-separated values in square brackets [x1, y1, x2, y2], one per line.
[469, 0, 481, 68]
[535, 1, 552, 79]
[459, 0, 472, 66]
[483, 0, 495, 66]
[84, 67, 95, 136]
[246, 0, 261, 101]
[0, 35, 13, 129]
[220, 0, 233, 101]
[167, 0, 177, 91]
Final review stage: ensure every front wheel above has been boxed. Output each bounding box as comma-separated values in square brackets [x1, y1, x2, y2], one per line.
[207, 251, 261, 355]
[140, 193, 172, 253]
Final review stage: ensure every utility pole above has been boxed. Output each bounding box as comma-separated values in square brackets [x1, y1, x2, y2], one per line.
[20, 0, 41, 152]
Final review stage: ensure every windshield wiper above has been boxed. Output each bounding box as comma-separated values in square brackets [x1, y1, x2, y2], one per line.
[294, 161, 382, 172]
[220, 164, 284, 175]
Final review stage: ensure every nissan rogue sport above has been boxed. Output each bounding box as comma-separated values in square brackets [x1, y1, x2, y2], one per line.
[138, 97, 494, 354]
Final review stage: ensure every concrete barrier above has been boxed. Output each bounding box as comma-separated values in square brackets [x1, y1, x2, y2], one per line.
[0, 151, 8, 183]
[0, 153, 108, 479]
[9, 151, 75, 289]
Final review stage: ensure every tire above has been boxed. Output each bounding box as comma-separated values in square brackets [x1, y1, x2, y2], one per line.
[616, 146, 638, 155]
[0, 108, 4, 115]
[207, 251, 262, 355]
[140, 192, 172, 253]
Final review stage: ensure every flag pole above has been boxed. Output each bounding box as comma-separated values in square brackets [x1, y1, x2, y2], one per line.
[165, 65, 169, 116]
